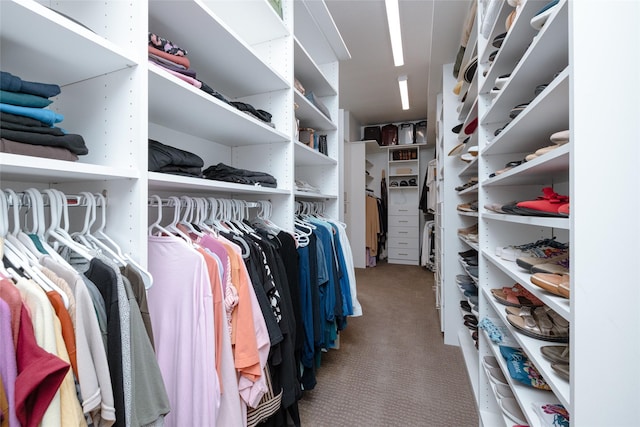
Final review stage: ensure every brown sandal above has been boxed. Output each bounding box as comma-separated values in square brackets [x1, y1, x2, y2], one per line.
[530, 273, 570, 299]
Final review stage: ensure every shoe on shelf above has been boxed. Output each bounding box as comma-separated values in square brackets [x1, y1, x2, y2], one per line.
[457, 223, 478, 235]
[550, 129, 570, 144]
[505, 306, 569, 342]
[558, 203, 570, 217]
[516, 251, 569, 272]
[496, 237, 568, 262]
[490, 283, 544, 307]
[458, 249, 477, 258]
[540, 344, 569, 364]
[530, 272, 570, 298]
[455, 177, 478, 191]
[531, 258, 570, 275]
[484, 201, 518, 214]
[512, 187, 570, 217]
[457, 202, 478, 212]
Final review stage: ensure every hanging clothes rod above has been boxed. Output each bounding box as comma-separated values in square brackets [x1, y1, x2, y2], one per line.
[147, 196, 260, 209]
[4, 190, 104, 208]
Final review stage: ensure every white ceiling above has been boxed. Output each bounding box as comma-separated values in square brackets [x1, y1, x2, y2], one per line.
[325, 0, 471, 139]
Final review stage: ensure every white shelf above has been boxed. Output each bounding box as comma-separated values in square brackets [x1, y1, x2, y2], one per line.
[483, 251, 570, 321]
[294, 141, 337, 166]
[478, 0, 544, 96]
[294, 0, 350, 64]
[0, 153, 139, 183]
[482, 328, 562, 427]
[483, 287, 571, 409]
[148, 172, 289, 196]
[294, 89, 336, 131]
[294, 191, 337, 200]
[149, 65, 290, 146]
[203, 0, 288, 46]
[0, 0, 138, 86]
[294, 39, 337, 97]
[482, 1, 569, 126]
[483, 212, 570, 230]
[458, 237, 479, 252]
[484, 68, 570, 156]
[484, 144, 570, 187]
[148, 0, 289, 99]
[458, 328, 479, 405]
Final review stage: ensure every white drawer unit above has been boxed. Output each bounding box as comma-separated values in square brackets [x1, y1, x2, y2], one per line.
[388, 236, 419, 250]
[387, 247, 419, 264]
[388, 204, 418, 216]
[388, 214, 419, 228]
[387, 226, 419, 238]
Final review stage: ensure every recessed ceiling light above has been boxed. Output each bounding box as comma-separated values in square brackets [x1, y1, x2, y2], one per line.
[398, 75, 409, 110]
[385, 0, 404, 67]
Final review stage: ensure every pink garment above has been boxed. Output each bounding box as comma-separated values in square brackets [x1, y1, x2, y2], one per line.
[198, 246, 245, 427]
[0, 299, 19, 427]
[151, 62, 202, 89]
[147, 235, 220, 427]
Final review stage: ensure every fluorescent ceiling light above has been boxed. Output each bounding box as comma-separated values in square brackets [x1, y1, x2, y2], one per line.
[398, 75, 409, 110]
[385, 0, 404, 67]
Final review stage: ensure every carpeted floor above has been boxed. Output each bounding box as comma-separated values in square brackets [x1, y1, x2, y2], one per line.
[297, 262, 478, 426]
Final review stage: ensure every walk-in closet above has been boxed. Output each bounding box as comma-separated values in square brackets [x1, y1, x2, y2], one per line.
[1, 0, 638, 426]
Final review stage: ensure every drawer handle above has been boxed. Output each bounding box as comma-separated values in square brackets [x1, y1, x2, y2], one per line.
[399, 242, 407, 245]
[399, 253, 408, 256]
[398, 209, 408, 212]
[399, 220, 408, 223]
[399, 232, 408, 234]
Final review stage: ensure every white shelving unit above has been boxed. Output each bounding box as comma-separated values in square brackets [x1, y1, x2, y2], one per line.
[387, 145, 421, 265]
[292, 1, 349, 215]
[0, 0, 349, 318]
[438, 0, 640, 425]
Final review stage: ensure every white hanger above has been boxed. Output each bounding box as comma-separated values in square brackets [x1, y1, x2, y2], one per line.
[75, 192, 125, 266]
[179, 196, 202, 237]
[2, 189, 70, 308]
[85, 192, 153, 288]
[194, 197, 218, 237]
[207, 197, 229, 233]
[42, 189, 93, 261]
[148, 195, 173, 237]
[23, 188, 72, 266]
[166, 196, 193, 244]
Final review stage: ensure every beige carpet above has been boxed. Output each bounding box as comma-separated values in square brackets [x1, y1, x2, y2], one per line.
[297, 262, 478, 426]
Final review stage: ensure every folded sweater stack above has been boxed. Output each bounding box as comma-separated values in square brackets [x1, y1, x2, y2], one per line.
[148, 32, 275, 128]
[0, 71, 88, 161]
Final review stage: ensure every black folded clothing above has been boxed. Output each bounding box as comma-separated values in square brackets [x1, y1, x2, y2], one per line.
[203, 162, 277, 188]
[0, 128, 87, 155]
[230, 101, 272, 124]
[148, 138, 204, 172]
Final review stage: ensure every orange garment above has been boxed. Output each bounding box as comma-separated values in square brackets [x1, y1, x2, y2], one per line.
[366, 195, 381, 256]
[196, 247, 224, 389]
[0, 278, 22, 347]
[219, 239, 262, 382]
[148, 46, 191, 69]
[46, 291, 78, 379]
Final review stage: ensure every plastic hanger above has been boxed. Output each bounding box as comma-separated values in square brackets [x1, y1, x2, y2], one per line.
[85, 192, 152, 288]
[148, 195, 174, 238]
[22, 188, 72, 266]
[75, 192, 125, 267]
[2, 189, 70, 307]
[179, 196, 202, 237]
[42, 189, 94, 261]
[166, 196, 194, 244]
